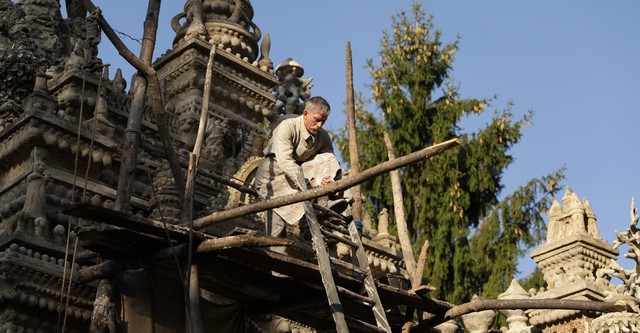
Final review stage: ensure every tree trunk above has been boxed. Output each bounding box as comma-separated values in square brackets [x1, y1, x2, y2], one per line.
[383, 131, 417, 285]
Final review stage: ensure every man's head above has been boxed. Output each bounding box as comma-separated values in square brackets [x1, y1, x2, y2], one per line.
[303, 96, 330, 135]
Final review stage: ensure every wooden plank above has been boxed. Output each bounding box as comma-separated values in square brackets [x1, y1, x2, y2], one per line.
[65, 202, 213, 242]
[304, 200, 350, 333]
[348, 220, 392, 333]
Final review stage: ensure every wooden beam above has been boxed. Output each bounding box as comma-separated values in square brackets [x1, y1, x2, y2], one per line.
[193, 138, 460, 229]
[413, 299, 628, 331]
[197, 234, 293, 252]
[345, 41, 362, 221]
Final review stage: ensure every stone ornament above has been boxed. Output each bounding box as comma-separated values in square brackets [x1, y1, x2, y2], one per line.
[461, 295, 496, 333]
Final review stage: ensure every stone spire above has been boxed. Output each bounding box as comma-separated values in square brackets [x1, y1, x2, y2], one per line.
[529, 187, 618, 331]
[171, 0, 262, 62]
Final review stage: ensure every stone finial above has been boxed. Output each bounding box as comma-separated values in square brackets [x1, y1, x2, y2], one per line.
[378, 208, 389, 235]
[363, 211, 375, 236]
[546, 199, 562, 243]
[113, 68, 126, 93]
[583, 199, 601, 239]
[562, 188, 588, 236]
[461, 295, 496, 333]
[498, 279, 535, 333]
[257, 33, 273, 72]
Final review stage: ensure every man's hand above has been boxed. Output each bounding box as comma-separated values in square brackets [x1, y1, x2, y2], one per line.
[320, 175, 332, 185]
[308, 176, 332, 188]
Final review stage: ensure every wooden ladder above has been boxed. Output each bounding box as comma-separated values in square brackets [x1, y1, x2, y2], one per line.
[301, 199, 392, 333]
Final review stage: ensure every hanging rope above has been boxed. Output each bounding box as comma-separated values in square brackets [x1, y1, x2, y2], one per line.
[57, 68, 87, 333]
[82, 64, 107, 201]
[58, 65, 106, 332]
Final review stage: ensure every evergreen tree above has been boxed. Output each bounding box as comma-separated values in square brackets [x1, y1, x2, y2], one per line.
[336, 3, 564, 303]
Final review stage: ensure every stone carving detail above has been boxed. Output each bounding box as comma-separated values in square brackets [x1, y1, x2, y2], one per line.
[547, 187, 601, 243]
[461, 294, 496, 333]
[267, 58, 312, 124]
[20, 160, 49, 222]
[592, 312, 640, 333]
[171, 0, 261, 62]
[498, 280, 539, 333]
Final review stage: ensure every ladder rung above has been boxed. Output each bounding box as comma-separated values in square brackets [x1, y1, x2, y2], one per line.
[336, 286, 375, 305]
[344, 315, 389, 333]
[318, 218, 349, 233]
[320, 228, 358, 247]
[329, 257, 367, 277]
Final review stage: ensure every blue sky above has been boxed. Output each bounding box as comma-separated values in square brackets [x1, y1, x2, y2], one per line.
[88, 1, 640, 278]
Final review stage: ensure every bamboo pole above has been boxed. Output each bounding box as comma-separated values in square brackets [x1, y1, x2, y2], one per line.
[383, 131, 417, 286]
[345, 41, 362, 221]
[193, 138, 460, 229]
[80, 0, 186, 200]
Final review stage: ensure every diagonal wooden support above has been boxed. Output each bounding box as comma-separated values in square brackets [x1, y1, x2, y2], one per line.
[193, 138, 460, 229]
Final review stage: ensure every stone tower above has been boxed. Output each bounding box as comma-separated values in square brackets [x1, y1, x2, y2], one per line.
[529, 188, 618, 332]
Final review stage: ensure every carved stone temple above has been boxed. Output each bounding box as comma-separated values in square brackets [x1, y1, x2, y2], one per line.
[2, 1, 640, 333]
[0, 1, 418, 332]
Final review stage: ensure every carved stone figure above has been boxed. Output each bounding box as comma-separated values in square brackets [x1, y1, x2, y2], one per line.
[53, 224, 66, 244]
[22, 160, 49, 220]
[34, 216, 51, 239]
[269, 58, 312, 121]
[64, 39, 86, 72]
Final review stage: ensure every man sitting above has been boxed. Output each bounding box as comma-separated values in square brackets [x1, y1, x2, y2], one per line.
[255, 96, 347, 243]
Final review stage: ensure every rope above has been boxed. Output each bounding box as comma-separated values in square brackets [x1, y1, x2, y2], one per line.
[58, 65, 106, 332]
[60, 236, 80, 332]
[57, 69, 87, 333]
[82, 65, 107, 201]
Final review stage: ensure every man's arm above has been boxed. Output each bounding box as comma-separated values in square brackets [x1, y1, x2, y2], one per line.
[272, 123, 305, 190]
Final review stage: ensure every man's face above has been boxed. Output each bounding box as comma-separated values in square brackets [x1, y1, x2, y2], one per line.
[303, 110, 327, 135]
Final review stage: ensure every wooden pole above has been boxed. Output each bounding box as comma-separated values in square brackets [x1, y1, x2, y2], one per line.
[345, 41, 362, 221]
[115, 0, 161, 211]
[413, 299, 627, 331]
[383, 131, 417, 286]
[80, 0, 186, 199]
[193, 138, 460, 229]
[182, 44, 216, 333]
[89, 279, 116, 333]
[412, 239, 430, 289]
[189, 265, 205, 333]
